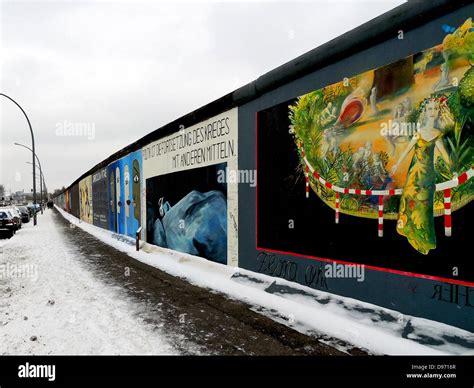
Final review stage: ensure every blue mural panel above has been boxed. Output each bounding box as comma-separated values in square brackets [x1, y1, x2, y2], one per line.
[106, 150, 143, 237]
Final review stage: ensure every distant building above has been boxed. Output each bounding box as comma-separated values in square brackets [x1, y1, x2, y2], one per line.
[12, 190, 27, 203]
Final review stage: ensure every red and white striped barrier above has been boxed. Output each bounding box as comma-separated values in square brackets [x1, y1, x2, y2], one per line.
[305, 165, 309, 199]
[378, 195, 384, 237]
[444, 188, 452, 237]
[298, 142, 473, 237]
[300, 144, 310, 198]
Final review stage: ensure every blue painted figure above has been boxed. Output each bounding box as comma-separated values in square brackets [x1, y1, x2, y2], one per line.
[153, 190, 227, 264]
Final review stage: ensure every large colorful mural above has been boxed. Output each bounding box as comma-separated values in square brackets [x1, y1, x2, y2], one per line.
[257, 19, 474, 283]
[107, 150, 143, 238]
[142, 108, 239, 266]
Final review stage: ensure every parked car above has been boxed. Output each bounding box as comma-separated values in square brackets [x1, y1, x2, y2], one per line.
[0, 210, 15, 238]
[26, 204, 35, 216]
[17, 206, 31, 223]
[0, 208, 19, 232]
[26, 203, 41, 216]
[10, 207, 23, 229]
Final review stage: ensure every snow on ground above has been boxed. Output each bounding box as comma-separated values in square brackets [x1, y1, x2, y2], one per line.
[0, 211, 177, 355]
[56, 206, 474, 356]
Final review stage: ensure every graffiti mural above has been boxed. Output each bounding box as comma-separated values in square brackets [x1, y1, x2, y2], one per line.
[106, 150, 143, 237]
[257, 19, 474, 283]
[146, 163, 228, 264]
[79, 176, 93, 223]
[143, 108, 239, 266]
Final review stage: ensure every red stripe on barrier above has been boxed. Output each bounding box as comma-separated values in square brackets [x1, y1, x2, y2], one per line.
[444, 188, 452, 234]
[458, 172, 467, 184]
[389, 189, 395, 195]
[313, 171, 320, 179]
[355, 189, 361, 195]
[377, 196, 384, 237]
[325, 182, 332, 188]
[366, 190, 372, 196]
[344, 188, 349, 194]
[445, 216, 452, 228]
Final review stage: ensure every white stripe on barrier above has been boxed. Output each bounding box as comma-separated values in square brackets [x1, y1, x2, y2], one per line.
[299, 145, 472, 196]
[298, 143, 472, 238]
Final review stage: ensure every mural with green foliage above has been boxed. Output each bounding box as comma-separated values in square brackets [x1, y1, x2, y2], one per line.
[289, 18, 473, 254]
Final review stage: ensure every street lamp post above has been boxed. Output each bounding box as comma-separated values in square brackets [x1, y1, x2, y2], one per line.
[26, 161, 45, 211]
[27, 161, 47, 199]
[1, 94, 37, 225]
[29, 171, 43, 201]
[15, 143, 44, 214]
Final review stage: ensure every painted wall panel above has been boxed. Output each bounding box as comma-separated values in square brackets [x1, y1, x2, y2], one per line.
[70, 184, 80, 219]
[238, 9, 474, 331]
[142, 108, 239, 266]
[79, 176, 93, 224]
[106, 150, 143, 237]
[65, 190, 70, 212]
[256, 28, 473, 283]
[92, 168, 109, 229]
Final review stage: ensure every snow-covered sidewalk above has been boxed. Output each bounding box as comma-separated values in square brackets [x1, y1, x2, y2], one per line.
[0, 210, 177, 355]
[55, 207, 474, 356]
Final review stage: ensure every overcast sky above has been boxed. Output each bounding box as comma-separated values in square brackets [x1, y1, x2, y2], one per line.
[0, 0, 405, 195]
